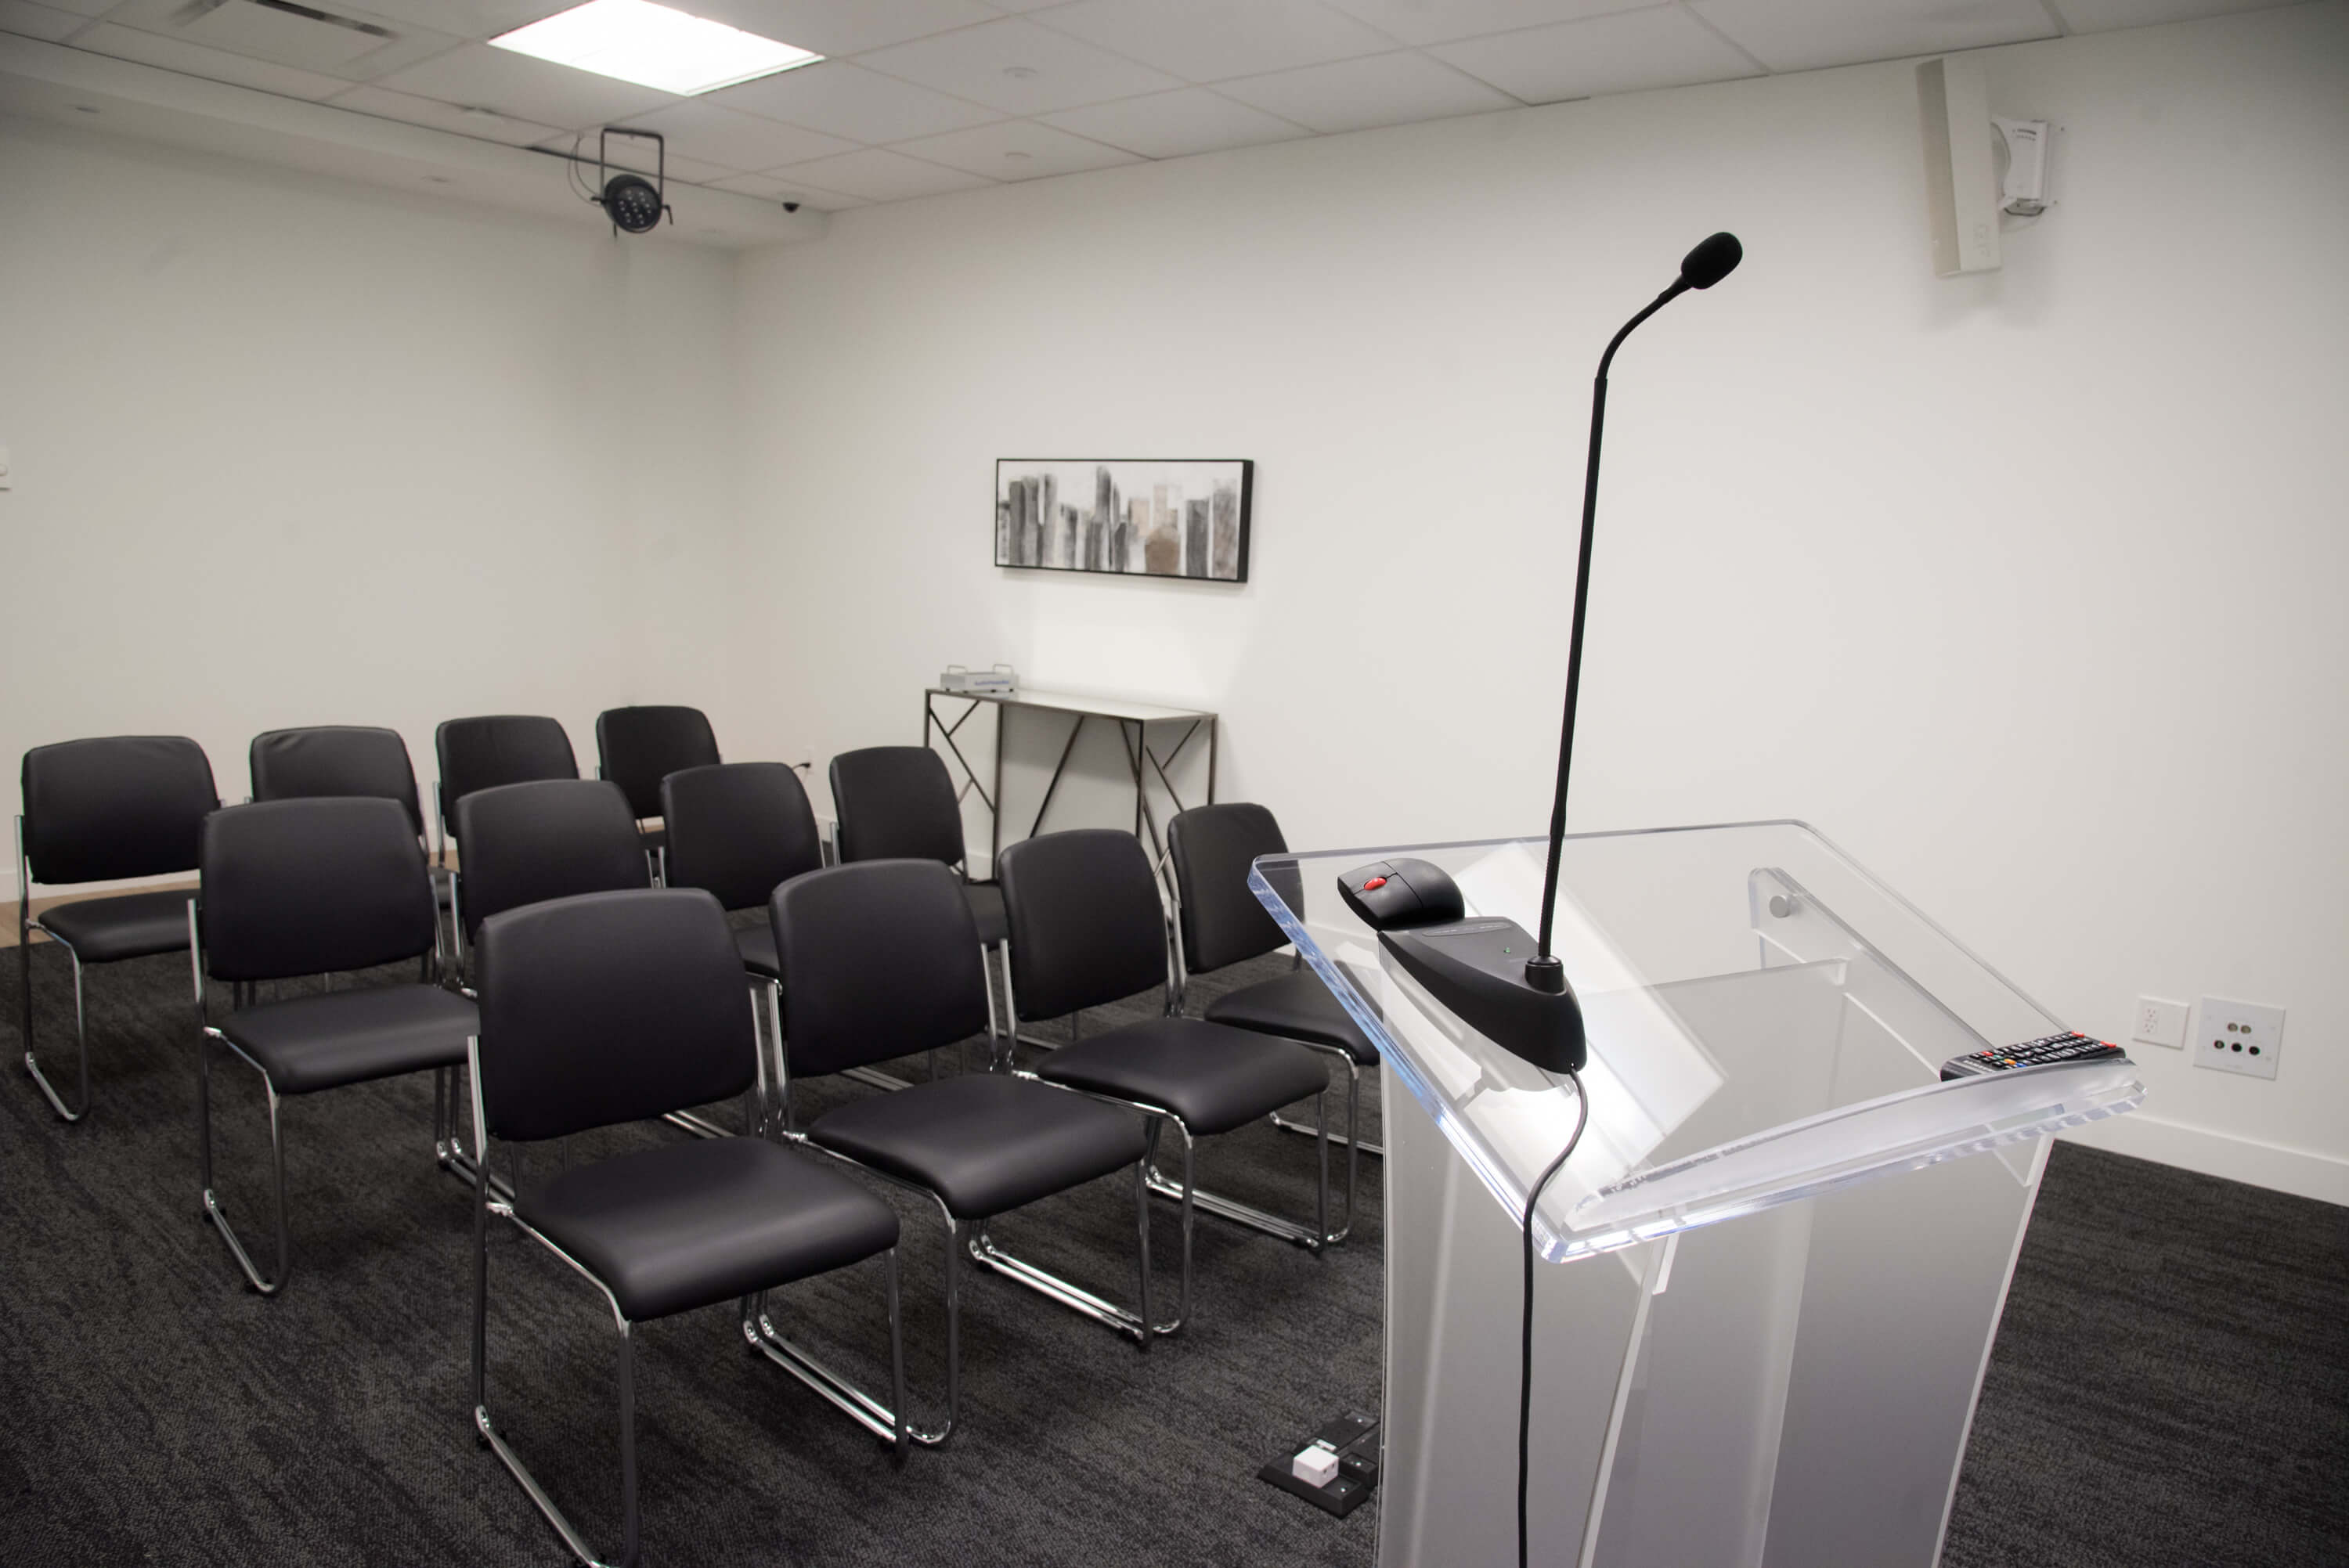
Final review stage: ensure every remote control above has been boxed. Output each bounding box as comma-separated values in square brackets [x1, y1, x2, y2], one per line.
[1939, 1031, 2127, 1082]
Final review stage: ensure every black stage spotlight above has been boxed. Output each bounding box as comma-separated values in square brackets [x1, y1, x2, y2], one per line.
[590, 126, 672, 236]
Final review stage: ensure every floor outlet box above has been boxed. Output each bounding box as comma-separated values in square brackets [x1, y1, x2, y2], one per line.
[2133, 997, 2188, 1049]
[2192, 997, 2283, 1080]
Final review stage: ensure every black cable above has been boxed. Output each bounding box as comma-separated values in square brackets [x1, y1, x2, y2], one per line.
[1519, 1066, 1588, 1568]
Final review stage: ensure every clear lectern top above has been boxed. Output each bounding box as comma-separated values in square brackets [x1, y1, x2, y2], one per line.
[1250, 820, 2142, 1263]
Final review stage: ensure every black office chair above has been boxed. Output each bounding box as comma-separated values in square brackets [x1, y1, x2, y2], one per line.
[470, 887, 907, 1567]
[251, 723, 446, 928]
[453, 778, 740, 1146]
[249, 725, 425, 834]
[448, 779, 648, 980]
[431, 715, 577, 869]
[594, 705, 719, 875]
[998, 830, 1337, 1330]
[767, 860, 1156, 1441]
[17, 736, 218, 1121]
[193, 796, 476, 1294]
[831, 746, 1009, 1051]
[1167, 803, 1379, 1240]
[659, 760, 823, 993]
[830, 746, 1004, 945]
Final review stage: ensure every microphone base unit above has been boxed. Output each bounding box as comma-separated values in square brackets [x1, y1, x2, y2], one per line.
[1379, 917, 1587, 1074]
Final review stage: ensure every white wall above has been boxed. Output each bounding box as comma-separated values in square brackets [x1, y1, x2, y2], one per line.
[727, 3, 2349, 1202]
[0, 117, 747, 827]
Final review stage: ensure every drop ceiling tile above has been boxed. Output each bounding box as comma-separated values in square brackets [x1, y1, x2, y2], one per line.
[773, 146, 996, 200]
[853, 16, 1179, 114]
[100, 0, 464, 79]
[74, 20, 359, 98]
[893, 117, 1139, 178]
[1218, 49, 1517, 132]
[1433, 5, 1759, 102]
[376, 40, 677, 128]
[705, 59, 1001, 144]
[328, 81, 559, 142]
[1039, 87, 1308, 158]
[0, 0, 92, 41]
[1034, 0, 1395, 83]
[2048, 0, 2290, 31]
[330, 0, 568, 42]
[1315, 0, 1661, 47]
[537, 134, 735, 183]
[35, 0, 124, 18]
[683, 0, 998, 58]
[1687, 0, 2055, 73]
[615, 98, 858, 171]
[708, 170, 870, 208]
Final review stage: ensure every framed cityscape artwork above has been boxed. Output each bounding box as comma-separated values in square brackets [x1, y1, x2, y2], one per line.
[995, 459, 1252, 582]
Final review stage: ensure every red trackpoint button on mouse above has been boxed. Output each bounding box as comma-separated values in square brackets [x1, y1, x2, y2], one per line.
[1362, 877, 1387, 891]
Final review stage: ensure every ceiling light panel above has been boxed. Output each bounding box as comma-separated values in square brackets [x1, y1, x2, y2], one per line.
[490, 0, 820, 96]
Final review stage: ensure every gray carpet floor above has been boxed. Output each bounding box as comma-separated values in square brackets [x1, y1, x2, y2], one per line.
[2, 939, 2343, 1566]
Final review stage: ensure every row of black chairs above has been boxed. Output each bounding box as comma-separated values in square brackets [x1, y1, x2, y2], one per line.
[13, 725, 1380, 1564]
[13, 708, 716, 1122]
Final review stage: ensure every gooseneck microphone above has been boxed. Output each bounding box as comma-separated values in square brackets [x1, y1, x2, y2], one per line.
[1340, 233, 1742, 1081]
[1526, 232, 1744, 990]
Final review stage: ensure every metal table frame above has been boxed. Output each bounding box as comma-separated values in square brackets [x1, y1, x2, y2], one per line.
[921, 687, 1218, 877]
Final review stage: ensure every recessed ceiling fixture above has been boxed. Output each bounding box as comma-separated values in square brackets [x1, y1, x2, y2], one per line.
[490, 0, 821, 96]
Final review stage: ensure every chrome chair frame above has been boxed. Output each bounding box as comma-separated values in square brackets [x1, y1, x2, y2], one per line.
[17, 816, 95, 1122]
[467, 1033, 907, 1568]
[1162, 873, 1370, 1245]
[999, 957, 1335, 1305]
[761, 985, 1162, 1433]
[191, 902, 467, 1294]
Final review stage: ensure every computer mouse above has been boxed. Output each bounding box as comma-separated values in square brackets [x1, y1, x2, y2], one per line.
[1337, 857, 1466, 931]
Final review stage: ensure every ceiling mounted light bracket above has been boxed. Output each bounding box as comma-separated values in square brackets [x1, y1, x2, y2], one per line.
[594, 126, 672, 236]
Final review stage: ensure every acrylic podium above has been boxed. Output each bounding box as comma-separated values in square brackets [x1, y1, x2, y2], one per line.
[1249, 821, 2142, 1568]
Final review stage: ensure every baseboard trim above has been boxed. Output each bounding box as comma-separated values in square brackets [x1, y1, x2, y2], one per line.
[2060, 1112, 2349, 1207]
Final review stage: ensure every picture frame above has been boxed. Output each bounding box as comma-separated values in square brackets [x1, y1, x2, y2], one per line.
[995, 459, 1252, 582]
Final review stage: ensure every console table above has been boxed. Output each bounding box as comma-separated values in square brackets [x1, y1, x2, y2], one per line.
[921, 687, 1217, 875]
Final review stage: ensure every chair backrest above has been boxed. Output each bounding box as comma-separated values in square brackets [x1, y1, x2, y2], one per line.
[662, 762, 824, 914]
[453, 779, 648, 939]
[594, 705, 719, 821]
[20, 735, 218, 887]
[770, 860, 990, 1079]
[997, 829, 1167, 1021]
[1166, 803, 1290, 975]
[198, 797, 437, 982]
[828, 746, 966, 869]
[250, 726, 424, 836]
[475, 888, 754, 1144]
[434, 716, 578, 837]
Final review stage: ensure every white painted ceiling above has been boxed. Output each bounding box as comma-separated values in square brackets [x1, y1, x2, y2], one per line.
[0, 0, 2301, 240]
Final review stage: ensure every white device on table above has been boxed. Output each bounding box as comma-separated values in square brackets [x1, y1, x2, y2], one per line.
[940, 663, 1016, 694]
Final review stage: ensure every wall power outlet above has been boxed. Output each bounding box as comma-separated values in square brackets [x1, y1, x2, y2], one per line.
[2193, 997, 2283, 1081]
[2133, 997, 2188, 1049]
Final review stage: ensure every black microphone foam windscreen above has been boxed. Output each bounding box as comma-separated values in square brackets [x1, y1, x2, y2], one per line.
[1680, 232, 1743, 289]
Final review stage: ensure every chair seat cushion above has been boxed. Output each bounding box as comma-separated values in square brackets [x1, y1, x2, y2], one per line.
[1036, 1016, 1330, 1137]
[810, 1073, 1146, 1221]
[36, 889, 194, 964]
[962, 881, 1007, 947]
[734, 923, 781, 979]
[515, 1137, 898, 1322]
[1203, 971, 1378, 1064]
[219, 983, 475, 1095]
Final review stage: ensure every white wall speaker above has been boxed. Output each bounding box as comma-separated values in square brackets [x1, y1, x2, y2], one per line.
[1917, 56, 2001, 276]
